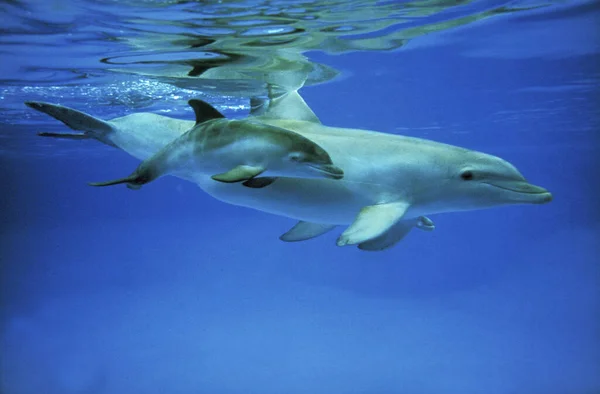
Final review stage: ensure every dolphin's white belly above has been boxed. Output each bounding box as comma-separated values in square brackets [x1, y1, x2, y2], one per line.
[195, 177, 372, 224]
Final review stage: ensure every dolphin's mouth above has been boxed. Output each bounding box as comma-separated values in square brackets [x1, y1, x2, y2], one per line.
[484, 180, 553, 204]
[308, 163, 344, 180]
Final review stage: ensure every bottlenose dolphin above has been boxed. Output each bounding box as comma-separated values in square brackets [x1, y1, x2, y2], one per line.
[88, 99, 343, 189]
[25, 92, 552, 251]
[202, 92, 552, 250]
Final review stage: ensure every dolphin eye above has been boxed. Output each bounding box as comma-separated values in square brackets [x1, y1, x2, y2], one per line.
[288, 152, 305, 162]
[460, 170, 474, 181]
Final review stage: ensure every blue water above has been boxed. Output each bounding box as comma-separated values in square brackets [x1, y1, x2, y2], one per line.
[1, 1, 599, 393]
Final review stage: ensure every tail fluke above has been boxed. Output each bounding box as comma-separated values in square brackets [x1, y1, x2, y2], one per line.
[25, 101, 116, 145]
[38, 132, 90, 140]
[89, 172, 150, 189]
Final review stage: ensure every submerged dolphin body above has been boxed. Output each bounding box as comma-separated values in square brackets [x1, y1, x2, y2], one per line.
[26, 93, 552, 251]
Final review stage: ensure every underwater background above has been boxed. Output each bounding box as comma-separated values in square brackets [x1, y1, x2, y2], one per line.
[1, 1, 599, 393]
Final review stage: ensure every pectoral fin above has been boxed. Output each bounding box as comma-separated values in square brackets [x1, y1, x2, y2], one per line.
[280, 221, 336, 242]
[242, 177, 278, 189]
[358, 216, 435, 251]
[211, 165, 265, 183]
[337, 202, 410, 247]
[358, 220, 416, 251]
[416, 216, 435, 231]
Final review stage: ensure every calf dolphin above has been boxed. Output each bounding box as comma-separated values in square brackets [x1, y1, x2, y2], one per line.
[25, 91, 552, 251]
[88, 99, 343, 189]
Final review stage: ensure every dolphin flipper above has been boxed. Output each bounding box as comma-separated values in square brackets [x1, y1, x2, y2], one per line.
[242, 177, 278, 188]
[279, 221, 337, 242]
[358, 220, 416, 251]
[336, 202, 410, 247]
[358, 216, 434, 251]
[211, 165, 265, 183]
[416, 216, 435, 231]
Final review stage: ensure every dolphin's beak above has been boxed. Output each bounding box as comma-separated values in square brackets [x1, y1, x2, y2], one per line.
[308, 163, 344, 180]
[484, 179, 553, 204]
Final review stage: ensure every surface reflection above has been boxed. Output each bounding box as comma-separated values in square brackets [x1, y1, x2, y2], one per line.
[1, 0, 556, 97]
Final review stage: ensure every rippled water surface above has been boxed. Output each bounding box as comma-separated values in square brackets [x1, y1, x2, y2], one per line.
[0, 0, 595, 159]
[3, 0, 592, 126]
[3, 1, 598, 146]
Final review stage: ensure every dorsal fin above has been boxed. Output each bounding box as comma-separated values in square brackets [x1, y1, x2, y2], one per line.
[188, 99, 225, 125]
[250, 88, 321, 124]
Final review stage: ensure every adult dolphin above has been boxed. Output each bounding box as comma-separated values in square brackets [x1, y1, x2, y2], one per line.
[25, 92, 552, 251]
